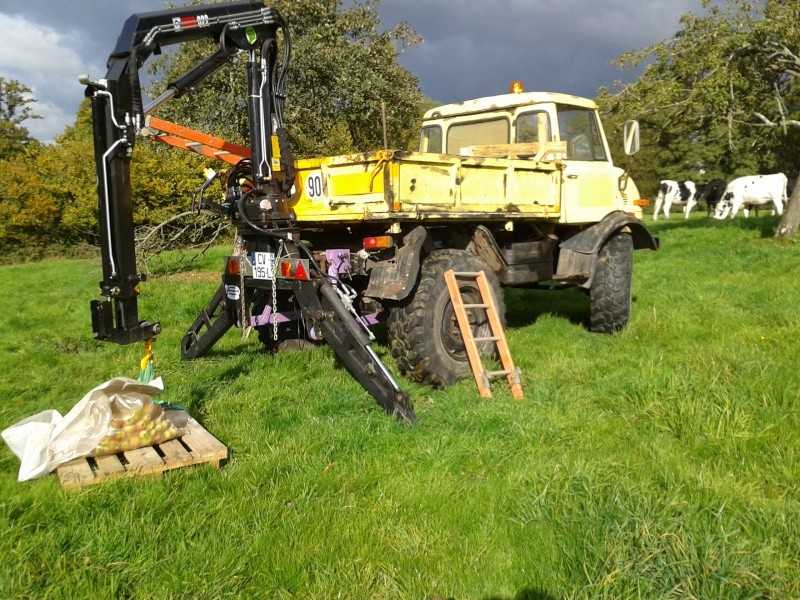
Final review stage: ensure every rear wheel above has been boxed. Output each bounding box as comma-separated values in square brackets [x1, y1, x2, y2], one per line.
[251, 289, 313, 353]
[589, 233, 633, 333]
[388, 249, 505, 387]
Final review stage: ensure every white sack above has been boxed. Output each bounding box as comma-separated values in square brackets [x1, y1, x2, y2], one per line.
[2, 377, 164, 482]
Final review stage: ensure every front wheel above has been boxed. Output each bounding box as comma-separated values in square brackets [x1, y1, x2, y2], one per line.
[388, 249, 505, 387]
[589, 233, 633, 333]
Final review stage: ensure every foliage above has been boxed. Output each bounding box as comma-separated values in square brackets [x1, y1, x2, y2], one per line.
[0, 217, 798, 597]
[0, 77, 40, 158]
[0, 100, 207, 257]
[1, 0, 429, 256]
[598, 0, 800, 200]
[149, 0, 425, 157]
[0, 150, 61, 254]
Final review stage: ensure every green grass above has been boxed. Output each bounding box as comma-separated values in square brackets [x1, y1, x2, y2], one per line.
[1, 214, 798, 599]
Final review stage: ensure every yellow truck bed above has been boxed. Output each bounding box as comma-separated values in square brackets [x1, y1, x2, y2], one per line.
[290, 149, 564, 223]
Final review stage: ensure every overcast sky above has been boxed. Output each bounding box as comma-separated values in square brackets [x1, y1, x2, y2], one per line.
[0, 0, 700, 142]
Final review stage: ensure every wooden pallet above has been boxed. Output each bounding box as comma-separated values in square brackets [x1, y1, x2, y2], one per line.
[56, 410, 228, 491]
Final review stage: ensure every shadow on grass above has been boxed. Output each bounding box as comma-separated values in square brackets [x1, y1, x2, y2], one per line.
[482, 587, 559, 600]
[182, 360, 251, 419]
[430, 589, 557, 600]
[504, 287, 591, 330]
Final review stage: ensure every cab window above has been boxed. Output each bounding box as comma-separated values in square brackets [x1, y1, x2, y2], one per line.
[556, 106, 607, 161]
[419, 125, 442, 153]
[516, 110, 551, 144]
[445, 118, 509, 154]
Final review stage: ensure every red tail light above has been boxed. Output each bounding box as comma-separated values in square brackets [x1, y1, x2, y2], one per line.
[294, 261, 309, 281]
[277, 258, 311, 281]
[226, 257, 240, 275]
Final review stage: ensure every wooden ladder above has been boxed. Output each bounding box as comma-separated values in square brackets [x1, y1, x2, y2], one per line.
[444, 269, 523, 399]
[141, 116, 252, 165]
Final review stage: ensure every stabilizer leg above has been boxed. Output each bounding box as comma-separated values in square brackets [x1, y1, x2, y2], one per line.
[181, 284, 236, 360]
[295, 278, 416, 424]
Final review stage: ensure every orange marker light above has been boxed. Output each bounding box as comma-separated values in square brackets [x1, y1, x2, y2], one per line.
[363, 236, 393, 249]
[276, 258, 311, 280]
[509, 81, 525, 94]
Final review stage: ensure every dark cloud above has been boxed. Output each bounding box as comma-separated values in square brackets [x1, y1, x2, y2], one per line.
[380, 0, 698, 103]
[0, 0, 699, 140]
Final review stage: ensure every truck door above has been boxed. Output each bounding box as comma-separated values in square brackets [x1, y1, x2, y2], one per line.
[556, 105, 616, 223]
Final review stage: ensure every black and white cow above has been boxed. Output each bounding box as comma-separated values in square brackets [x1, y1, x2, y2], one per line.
[653, 180, 696, 220]
[686, 178, 727, 218]
[713, 173, 788, 219]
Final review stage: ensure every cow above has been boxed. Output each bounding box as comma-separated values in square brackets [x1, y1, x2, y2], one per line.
[686, 178, 726, 218]
[653, 180, 696, 220]
[713, 173, 788, 219]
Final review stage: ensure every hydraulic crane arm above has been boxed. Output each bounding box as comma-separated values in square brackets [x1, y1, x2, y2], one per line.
[86, 1, 289, 344]
[85, 2, 415, 422]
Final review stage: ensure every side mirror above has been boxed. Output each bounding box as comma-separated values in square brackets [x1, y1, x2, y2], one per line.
[623, 120, 640, 156]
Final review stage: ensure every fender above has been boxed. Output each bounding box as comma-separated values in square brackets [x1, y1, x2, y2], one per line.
[364, 225, 430, 301]
[556, 211, 659, 288]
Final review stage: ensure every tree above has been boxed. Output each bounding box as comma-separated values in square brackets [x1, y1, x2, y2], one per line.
[0, 77, 40, 157]
[599, 0, 800, 235]
[0, 98, 209, 256]
[147, 0, 424, 158]
[1, 1, 429, 257]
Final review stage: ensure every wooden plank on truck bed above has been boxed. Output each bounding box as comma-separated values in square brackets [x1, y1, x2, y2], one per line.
[55, 410, 228, 491]
[461, 141, 567, 160]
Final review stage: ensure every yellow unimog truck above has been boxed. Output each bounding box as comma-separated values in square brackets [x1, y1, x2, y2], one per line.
[88, 1, 656, 424]
[281, 88, 657, 387]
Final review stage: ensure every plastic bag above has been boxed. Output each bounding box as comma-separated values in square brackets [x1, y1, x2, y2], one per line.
[2, 377, 176, 481]
[91, 390, 181, 456]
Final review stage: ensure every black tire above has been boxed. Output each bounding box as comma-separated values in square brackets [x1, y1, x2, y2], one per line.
[388, 249, 506, 387]
[589, 233, 633, 333]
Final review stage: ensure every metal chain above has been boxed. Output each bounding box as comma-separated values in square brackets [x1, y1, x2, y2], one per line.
[270, 265, 278, 342]
[235, 232, 251, 341]
[270, 239, 285, 342]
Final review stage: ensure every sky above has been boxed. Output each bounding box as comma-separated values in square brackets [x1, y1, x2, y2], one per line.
[0, 0, 701, 142]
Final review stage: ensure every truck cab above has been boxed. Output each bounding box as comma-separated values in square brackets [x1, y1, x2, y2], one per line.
[418, 89, 644, 222]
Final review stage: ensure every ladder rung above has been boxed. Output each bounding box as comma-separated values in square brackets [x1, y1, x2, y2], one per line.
[452, 271, 482, 277]
[486, 370, 511, 378]
[473, 336, 500, 342]
[463, 303, 489, 309]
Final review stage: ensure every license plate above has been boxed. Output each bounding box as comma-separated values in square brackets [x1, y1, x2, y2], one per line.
[252, 251, 275, 280]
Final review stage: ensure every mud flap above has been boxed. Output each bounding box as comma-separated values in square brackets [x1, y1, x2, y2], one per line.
[180, 283, 237, 360]
[364, 225, 428, 301]
[294, 277, 416, 424]
[556, 211, 659, 288]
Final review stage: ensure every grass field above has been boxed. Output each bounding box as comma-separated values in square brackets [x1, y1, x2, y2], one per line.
[1, 214, 798, 599]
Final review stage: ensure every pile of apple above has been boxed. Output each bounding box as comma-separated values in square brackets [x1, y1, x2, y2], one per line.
[92, 400, 181, 456]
